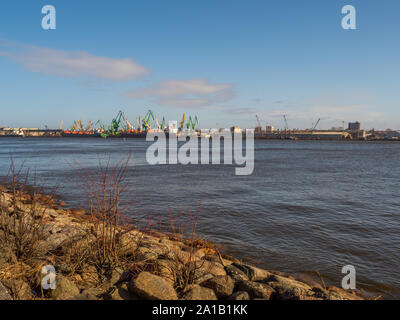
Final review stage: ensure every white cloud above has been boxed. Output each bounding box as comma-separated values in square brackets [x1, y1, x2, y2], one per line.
[0, 40, 148, 80]
[124, 79, 234, 108]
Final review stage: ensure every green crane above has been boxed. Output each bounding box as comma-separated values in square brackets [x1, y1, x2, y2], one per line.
[160, 117, 166, 130]
[142, 110, 155, 132]
[109, 110, 125, 135]
[186, 115, 199, 130]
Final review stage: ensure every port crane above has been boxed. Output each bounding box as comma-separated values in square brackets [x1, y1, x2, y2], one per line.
[136, 117, 142, 131]
[86, 120, 93, 132]
[255, 114, 263, 134]
[311, 118, 320, 132]
[142, 110, 155, 132]
[256, 114, 262, 128]
[180, 114, 186, 130]
[155, 116, 166, 131]
[283, 115, 289, 138]
[109, 111, 125, 135]
[186, 115, 198, 131]
[126, 116, 135, 131]
[160, 117, 166, 130]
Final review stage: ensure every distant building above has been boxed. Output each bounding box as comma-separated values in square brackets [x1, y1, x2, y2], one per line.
[168, 121, 178, 133]
[348, 121, 361, 131]
[386, 131, 400, 140]
[230, 126, 242, 134]
[266, 125, 275, 133]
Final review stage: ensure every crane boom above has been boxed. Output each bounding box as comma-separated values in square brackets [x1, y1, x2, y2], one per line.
[312, 118, 320, 131]
[256, 114, 261, 128]
[180, 113, 186, 129]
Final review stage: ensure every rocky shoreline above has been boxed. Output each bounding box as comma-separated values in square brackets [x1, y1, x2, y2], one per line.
[0, 185, 364, 301]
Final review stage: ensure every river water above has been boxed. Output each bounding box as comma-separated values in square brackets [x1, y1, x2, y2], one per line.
[0, 137, 399, 298]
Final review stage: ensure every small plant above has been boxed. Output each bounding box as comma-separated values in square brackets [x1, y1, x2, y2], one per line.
[0, 159, 49, 261]
[69, 155, 132, 277]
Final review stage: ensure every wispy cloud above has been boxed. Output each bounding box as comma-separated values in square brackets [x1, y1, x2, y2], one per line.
[257, 93, 387, 129]
[124, 79, 234, 108]
[0, 40, 148, 80]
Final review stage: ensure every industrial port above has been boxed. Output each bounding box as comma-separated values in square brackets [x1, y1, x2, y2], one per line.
[1, 110, 399, 141]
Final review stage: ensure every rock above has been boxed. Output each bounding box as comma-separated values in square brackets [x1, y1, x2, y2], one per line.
[112, 283, 140, 300]
[204, 254, 233, 266]
[193, 270, 214, 284]
[183, 260, 225, 284]
[182, 284, 217, 300]
[201, 275, 234, 298]
[0, 281, 12, 300]
[1, 279, 32, 300]
[156, 259, 175, 284]
[326, 286, 363, 300]
[228, 291, 250, 300]
[292, 273, 323, 289]
[57, 263, 73, 275]
[80, 265, 99, 286]
[0, 247, 16, 267]
[264, 275, 313, 300]
[232, 263, 271, 281]
[106, 283, 140, 300]
[225, 264, 249, 282]
[70, 292, 98, 300]
[199, 260, 226, 276]
[236, 280, 275, 299]
[50, 275, 80, 300]
[79, 288, 103, 300]
[135, 247, 161, 261]
[109, 267, 128, 285]
[128, 271, 177, 300]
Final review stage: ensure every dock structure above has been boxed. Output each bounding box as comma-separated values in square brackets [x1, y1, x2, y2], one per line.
[0, 127, 62, 137]
[258, 130, 351, 140]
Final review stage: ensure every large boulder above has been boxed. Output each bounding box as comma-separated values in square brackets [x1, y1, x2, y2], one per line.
[232, 263, 271, 281]
[1, 279, 32, 300]
[201, 275, 234, 298]
[182, 284, 217, 300]
[228, 291, 250, 300]
[236, 280, 275, 299]
[325, 286, 363, 300]
[0, 281, 12, 300]
[197, 260, 226, 276]
[264, 275, 313, 300]
[128, 271, 177, 300]
[225, 264, 249, 282]
[50, 275, 80, 300]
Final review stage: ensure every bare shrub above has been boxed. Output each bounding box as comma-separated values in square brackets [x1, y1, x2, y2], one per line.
[68, 155, 133, 277]
[0, 159, 49, 261]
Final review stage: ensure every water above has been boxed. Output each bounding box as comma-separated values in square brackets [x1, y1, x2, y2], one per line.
[0, 137, 399, 298]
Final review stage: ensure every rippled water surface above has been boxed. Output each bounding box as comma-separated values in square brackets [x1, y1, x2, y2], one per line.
[1, 137, 399, 298]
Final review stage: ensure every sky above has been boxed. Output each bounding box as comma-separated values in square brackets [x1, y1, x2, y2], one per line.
[0, 0, 399, 130]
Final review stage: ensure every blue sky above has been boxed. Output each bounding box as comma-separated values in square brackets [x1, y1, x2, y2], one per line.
[0, 0, 399, 130]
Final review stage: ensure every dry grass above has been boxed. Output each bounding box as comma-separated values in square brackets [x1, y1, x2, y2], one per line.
[0, 159, 50, 261]
[66, 155, 133, 278]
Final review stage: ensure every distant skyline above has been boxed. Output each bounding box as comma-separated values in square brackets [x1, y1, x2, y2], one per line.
[1, 0, 400, 130]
